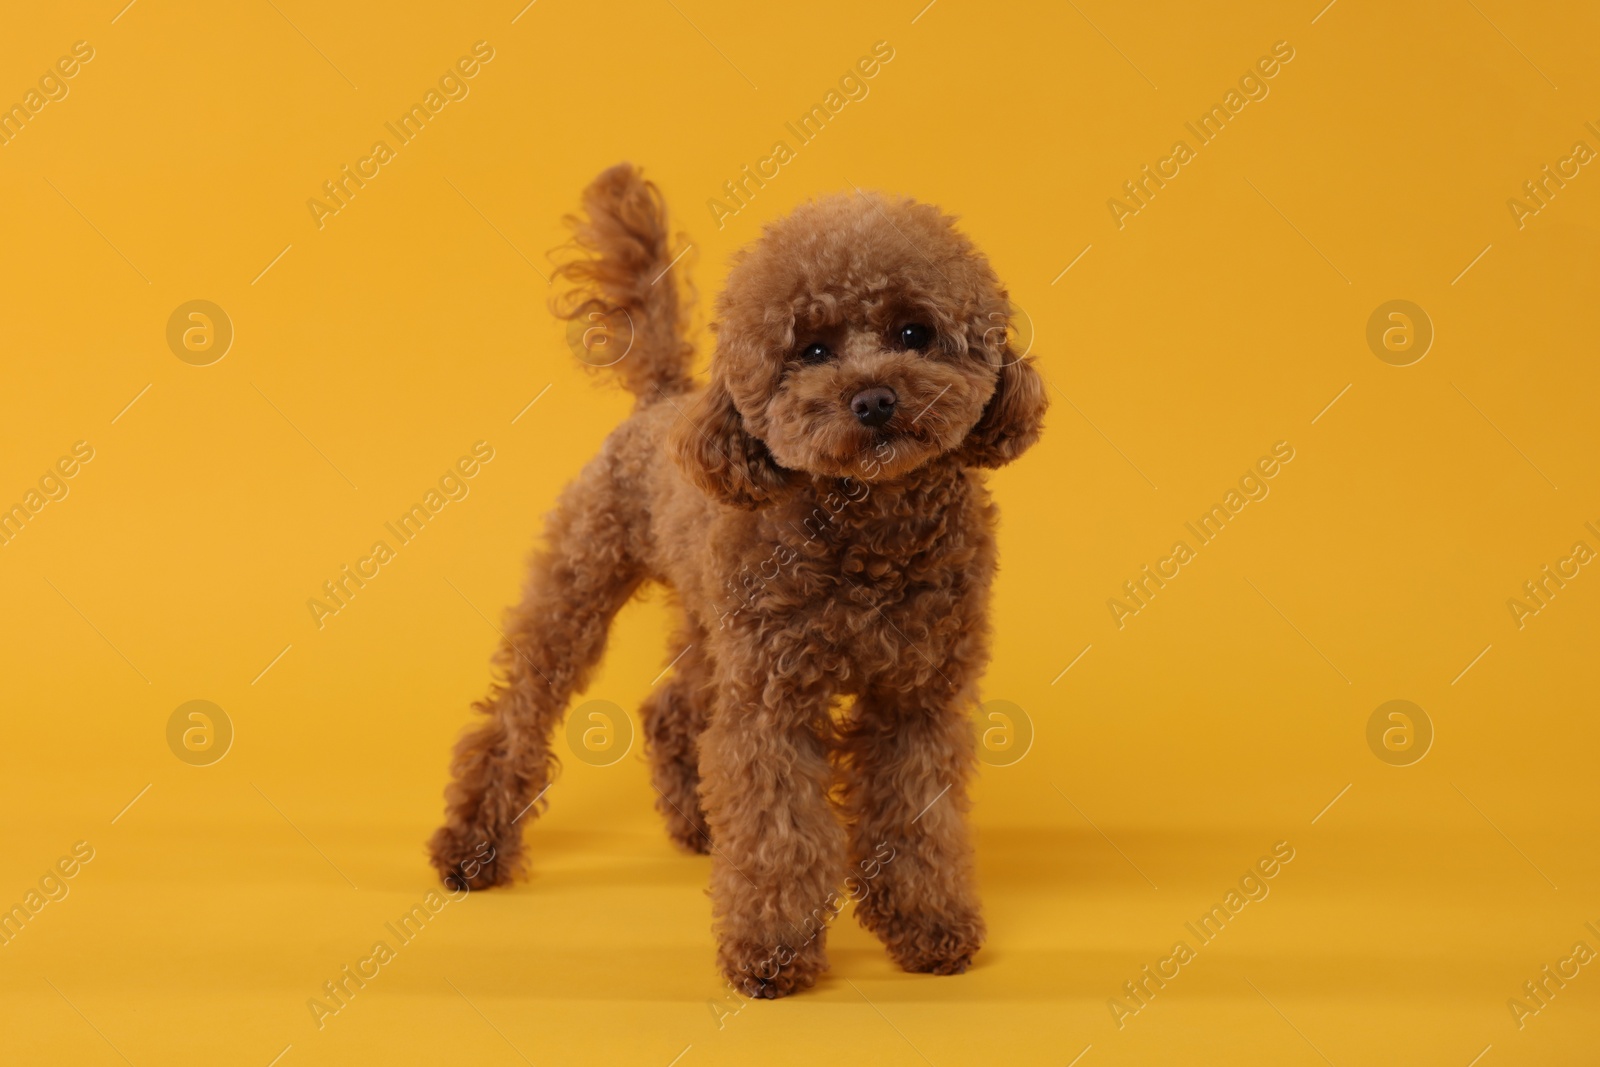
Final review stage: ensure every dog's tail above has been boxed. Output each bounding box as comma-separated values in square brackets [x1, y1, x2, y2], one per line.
[551, 163, 695, 401]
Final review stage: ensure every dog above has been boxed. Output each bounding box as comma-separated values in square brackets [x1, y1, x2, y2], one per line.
[428, 163, 1047, 998]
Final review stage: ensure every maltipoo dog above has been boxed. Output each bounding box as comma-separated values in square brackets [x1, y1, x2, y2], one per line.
[429, 163, 1046, 998]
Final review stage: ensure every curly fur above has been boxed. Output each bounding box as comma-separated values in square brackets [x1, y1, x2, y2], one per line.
[429, 162, 1047, 997]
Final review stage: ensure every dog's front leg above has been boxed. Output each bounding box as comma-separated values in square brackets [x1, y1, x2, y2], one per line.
[842, 686, 986, 976]
[698, 654, 842, 999]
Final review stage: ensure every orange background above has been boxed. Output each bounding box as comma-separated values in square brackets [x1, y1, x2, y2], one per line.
[1, 1, 1597, 1064]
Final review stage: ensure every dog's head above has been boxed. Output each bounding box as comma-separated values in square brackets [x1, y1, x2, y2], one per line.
[672, 192, 1047, 508]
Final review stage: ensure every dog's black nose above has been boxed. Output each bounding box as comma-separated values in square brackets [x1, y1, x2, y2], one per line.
[850, 387, 898, 427]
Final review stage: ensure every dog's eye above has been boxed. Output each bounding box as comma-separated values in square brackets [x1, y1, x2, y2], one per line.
[798, 342, 831, 364]
[896, 323, 934, 351]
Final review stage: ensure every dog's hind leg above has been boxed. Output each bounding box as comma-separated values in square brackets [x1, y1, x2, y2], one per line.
[640, 617, 713, 853]
[428, 465, 645, 890]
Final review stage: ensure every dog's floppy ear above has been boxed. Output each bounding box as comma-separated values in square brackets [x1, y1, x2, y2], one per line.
[670, 376, 790, 508]
[959, 348, 1049, 469]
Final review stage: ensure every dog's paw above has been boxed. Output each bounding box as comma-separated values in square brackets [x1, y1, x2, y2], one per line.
[896, 939, 977, 975]
[874, 909, 986, 977]
[427, 824, 520, 890]
[733, 965, 818, 1000]
[720, 937, 827, 999]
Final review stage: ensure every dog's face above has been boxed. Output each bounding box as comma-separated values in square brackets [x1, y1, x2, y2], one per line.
[674, 192, 1047, 507]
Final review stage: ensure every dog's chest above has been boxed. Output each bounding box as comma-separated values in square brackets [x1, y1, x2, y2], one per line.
[714, 474, 993, 676]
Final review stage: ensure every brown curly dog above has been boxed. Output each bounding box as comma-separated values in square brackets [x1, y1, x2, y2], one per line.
[429, 162, 1047, 998]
